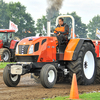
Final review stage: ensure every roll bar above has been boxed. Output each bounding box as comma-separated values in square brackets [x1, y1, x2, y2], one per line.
[56, 15, 75, 39]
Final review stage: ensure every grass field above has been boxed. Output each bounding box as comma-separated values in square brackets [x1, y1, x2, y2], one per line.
[0, 62, 13, 69]
[45, 92, 100, 100]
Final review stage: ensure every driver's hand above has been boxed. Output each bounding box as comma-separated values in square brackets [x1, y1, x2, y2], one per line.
[57, 32, 60, 36]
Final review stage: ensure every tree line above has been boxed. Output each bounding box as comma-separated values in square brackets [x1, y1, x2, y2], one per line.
[0, 0, 100, 39]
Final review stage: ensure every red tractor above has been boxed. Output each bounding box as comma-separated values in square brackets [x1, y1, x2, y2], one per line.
[2, 15, 100, 88]
[0, 29, 19, 62]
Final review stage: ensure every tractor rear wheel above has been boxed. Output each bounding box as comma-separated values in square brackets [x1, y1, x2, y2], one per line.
[67, 42, 97, 85]
[3, 65, 20, 87]
[0, 48, 11, 62]
[40, 64, 57, 88]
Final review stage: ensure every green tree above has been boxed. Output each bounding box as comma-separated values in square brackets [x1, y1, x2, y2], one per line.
[8, 2, 36, 38]
[87, 15, 100, 39]
[36, 12, 59, 36]
[36, 16, 47, 36]
[0, 0, 10, 28]
[36, 12, 87, 38]
[64, 12, 87, 38]
[0, 1, 36, 39]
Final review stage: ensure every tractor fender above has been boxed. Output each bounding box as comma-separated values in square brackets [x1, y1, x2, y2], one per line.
[10, 40, 19, 49]
[64, 38, 94, 61]
[10, 40, 19, 58]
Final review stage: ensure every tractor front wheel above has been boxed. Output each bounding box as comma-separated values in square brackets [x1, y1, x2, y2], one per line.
[3, 65, 20, 87]
[67, 42, 97, 85]
[40, 64, 57, 88]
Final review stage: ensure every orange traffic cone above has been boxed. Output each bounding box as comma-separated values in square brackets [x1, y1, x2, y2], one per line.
[70, 73, 79, 99]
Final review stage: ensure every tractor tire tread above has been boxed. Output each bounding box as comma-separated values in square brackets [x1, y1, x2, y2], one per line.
[68, 42, 97, 85]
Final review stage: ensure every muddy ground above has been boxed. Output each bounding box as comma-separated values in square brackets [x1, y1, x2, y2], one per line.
[0, 69, 100, 100]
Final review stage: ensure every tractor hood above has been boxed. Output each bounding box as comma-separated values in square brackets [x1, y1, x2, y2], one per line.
[16, 36, 57, 62]
[18, 36, 43, 45]
[18, 36, 57, 45]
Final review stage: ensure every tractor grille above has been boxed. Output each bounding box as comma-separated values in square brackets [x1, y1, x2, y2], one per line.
[19, 45, 29, 54]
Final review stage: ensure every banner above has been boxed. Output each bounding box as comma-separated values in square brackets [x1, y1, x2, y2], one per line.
[9, 21, 18, 32]
[96, 28, 100, 39]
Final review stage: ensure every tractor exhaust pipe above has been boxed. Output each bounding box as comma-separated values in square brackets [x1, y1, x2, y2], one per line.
[47, 21, 51, 36]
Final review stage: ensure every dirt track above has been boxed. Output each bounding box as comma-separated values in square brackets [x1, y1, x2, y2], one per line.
[0, 69, 100, 100]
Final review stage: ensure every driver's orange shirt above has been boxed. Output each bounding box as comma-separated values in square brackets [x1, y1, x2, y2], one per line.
[54, 26, 65, 33]
[54, 24, 69, 35]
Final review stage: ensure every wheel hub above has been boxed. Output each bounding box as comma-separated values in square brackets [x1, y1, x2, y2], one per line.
[83, 51, 95, 79]
[11, 75, 18, 82]
[3, 52, 9, 61]
[84, 61, 88, 69]
[48, 70, 55, 83]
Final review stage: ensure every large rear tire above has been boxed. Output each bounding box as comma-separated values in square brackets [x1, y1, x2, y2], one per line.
[40, 64, 57, 88]
[3, 65, 20, 87]
[67, 42, 97, 85]
[0, 48, 11, 62]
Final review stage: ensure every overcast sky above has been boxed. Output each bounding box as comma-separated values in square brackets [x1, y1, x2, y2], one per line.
[4, 0, 100, 24]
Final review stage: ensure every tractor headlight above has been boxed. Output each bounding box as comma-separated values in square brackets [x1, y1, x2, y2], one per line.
[15, 45, 18, 54]
[29, 45, 34, 54]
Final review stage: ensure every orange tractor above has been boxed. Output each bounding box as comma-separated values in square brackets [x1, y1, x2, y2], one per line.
[0, 29, 19, 62]
[3, 15, 99, 88]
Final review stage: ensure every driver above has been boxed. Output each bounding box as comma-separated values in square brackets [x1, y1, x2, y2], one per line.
[54, 18, 69, 47]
